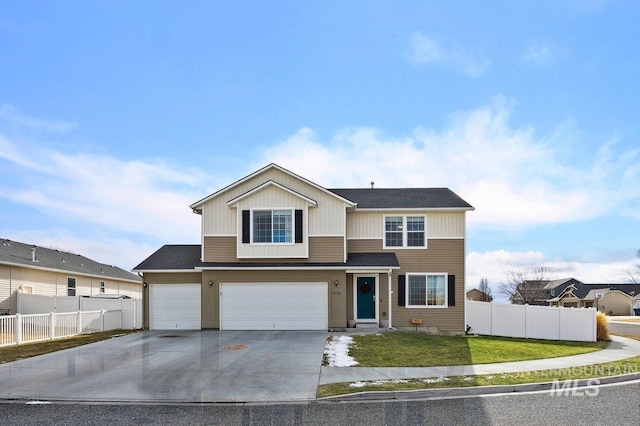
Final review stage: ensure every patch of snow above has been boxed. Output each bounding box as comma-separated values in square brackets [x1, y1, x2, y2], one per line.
[324, 335, 358, 367]
[349, 381, 368, 388]
[423, 376, 450, 384]
[26, 401, 51, 405]
[463, 376, 474, 381]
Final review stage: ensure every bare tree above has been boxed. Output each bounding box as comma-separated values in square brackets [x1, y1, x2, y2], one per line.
[477, 277, 493, 301]
[498, 265, 552, 305]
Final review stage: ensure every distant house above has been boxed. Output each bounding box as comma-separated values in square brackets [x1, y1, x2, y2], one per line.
[0, 238, 142, 314]
[532, 277, 640, 315]
[466, 288, 493, 302]
[511, 278, 581, 305]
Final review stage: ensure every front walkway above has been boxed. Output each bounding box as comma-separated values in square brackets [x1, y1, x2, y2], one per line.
[319, 335, 640, 385]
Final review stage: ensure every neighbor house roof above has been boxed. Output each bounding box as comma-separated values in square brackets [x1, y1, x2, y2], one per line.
[0, 238, 141, 283]
[132, 245, 399, 272]
[327, 188, 474, 210]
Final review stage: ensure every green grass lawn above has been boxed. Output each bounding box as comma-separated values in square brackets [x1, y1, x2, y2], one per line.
[348, 332, 608, 367]
[0, 330, 138, 364]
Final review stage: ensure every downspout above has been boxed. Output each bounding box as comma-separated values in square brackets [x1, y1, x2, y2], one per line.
[388, 268, 393, 329]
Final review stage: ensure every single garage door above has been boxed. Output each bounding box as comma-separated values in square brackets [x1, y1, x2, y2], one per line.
[149, 283, 201, 330]
[220, 282, 327, 330]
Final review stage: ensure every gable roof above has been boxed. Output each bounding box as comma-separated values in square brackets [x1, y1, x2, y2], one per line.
[226, 180, 318, 207]
[190, 163, 356, 212]
[327, 188, 473, 210]
[0, 238, 141, 283]
[133, 245, 202, 271]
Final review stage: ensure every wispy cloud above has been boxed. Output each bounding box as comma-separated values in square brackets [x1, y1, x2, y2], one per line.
[523, 40, 568, 66]
[260, 97, 639, 230]
[0, 108, 206, 251]
[409, 31, 490, 78]
[0, 104, 76, 134]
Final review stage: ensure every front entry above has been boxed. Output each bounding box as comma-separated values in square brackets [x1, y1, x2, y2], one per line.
[356, 276, 376, 321]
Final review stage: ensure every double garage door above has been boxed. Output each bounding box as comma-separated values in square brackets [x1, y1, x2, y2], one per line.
[149, 282, 328, 330]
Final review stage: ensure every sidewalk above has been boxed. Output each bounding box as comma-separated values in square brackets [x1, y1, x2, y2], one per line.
[319, 335, 640, 385]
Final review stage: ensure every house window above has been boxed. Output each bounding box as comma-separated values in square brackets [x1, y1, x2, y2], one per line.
[67, 277, 76, 296]
[384, 216, 425, 248]
[385, 216, 403, 247]
[253, 209, 292, 243]
[100, 281, 105, 293]
[407, 273, 447, 307]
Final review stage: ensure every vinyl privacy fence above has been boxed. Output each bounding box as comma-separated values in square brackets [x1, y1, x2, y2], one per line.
[466, 301, 597, 342]
[0, 310, 123, 347]
[17, 293, 142, 329]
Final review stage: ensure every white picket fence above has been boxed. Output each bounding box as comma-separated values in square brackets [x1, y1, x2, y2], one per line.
[0, 310, 124, 347]
[466, 300, 596, 342]
[17, 293, 142, 329]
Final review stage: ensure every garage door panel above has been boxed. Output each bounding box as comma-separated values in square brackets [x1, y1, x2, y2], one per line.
[150, 284, 201, 330]
[221, 283, 327, 330]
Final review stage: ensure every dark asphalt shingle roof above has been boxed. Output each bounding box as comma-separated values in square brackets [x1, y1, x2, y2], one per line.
[133, 245, 399, 271]
[327, 188, 473, 209]
[0, 238, 141, 282]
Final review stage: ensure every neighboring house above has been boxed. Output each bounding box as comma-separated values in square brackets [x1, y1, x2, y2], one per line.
[466, 288, 492, 302]
[134, 163, 474, 332]
[544, 278, 640, 315]
[511, 278, 580, 305]
[0, 238, 142, 314]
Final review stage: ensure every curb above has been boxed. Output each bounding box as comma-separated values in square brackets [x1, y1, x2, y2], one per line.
[319, 372, 640, 402]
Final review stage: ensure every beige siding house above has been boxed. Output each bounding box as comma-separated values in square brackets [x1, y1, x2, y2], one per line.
[134, 163, 474, 332]
[0, 239, 142, 314]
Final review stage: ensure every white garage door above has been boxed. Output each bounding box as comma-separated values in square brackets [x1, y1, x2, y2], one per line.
[220, 282, 327, 330]
[149, 284, 201, 330]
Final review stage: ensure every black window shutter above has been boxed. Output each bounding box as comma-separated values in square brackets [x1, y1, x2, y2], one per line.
[242, 210, 250, 243]
[295, 209, 303, 243]
[448, 275, 456, 307]
[398, 275, 405, 307]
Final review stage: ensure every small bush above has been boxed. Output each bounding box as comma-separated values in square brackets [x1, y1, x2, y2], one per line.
[596, 312, 610, 341]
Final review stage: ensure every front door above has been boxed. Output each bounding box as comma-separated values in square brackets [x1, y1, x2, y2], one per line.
[356, 276, 376, 320]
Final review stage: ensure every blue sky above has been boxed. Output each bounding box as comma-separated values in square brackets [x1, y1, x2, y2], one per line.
[1, 1, 639, 295]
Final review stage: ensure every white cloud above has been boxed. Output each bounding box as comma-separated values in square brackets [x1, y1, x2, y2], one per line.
[523, 40, 569, 66]
[0, 108, 205, 246]
[260, 97, 639, 230]
[409, 32, 490, 78]
[0, 103, 76, 134]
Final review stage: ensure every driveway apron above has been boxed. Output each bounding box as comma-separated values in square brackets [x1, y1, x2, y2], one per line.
[0, 330, 327, 403]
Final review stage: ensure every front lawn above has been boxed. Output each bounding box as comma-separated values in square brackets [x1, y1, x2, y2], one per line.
[348, 332, 608, 367]
[0, 330, 138, 364]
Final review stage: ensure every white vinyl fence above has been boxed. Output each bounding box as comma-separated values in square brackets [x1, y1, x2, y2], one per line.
[17, 293, 142, 329]
[466, 301, 596, 342]
[0, 310, 123, 347]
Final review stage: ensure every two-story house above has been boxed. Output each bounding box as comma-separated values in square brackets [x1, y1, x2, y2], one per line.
[133, 164, 473, 332]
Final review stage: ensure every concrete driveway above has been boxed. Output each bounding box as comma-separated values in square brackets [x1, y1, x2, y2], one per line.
[0, 330, 327, 403]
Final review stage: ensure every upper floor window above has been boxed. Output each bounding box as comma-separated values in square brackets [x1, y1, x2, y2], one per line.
[67, 277, 76, 296]
[384, 216, 425, 248]
[253, 209, 293, 243]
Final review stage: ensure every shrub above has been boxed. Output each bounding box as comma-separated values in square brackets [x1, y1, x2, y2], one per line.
[596, 311, 610, 341]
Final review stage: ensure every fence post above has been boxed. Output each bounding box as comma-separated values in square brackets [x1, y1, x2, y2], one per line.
[49, 312, 55, 340]
[77, 311, 83, 335]
[101, 310, 105, 331]
[15, 313, 22, 345]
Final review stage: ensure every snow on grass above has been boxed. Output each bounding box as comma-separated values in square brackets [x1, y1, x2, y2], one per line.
[324, 335, 358, 367]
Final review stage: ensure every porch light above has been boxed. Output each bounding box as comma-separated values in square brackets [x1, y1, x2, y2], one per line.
[334, 280, 339, 287]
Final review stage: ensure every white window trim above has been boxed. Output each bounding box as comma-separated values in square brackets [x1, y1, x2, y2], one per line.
[250, 208, 295, 246]
[352, 274, 380, 323]
[67, 277, 77, 297]
[383, 215, 427, 249]
[405, 272, 448, 308]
